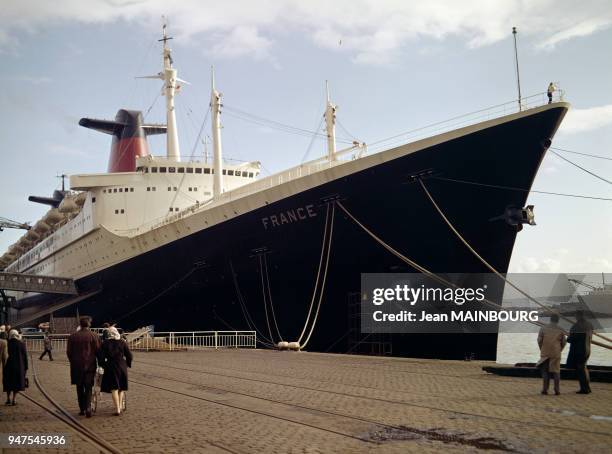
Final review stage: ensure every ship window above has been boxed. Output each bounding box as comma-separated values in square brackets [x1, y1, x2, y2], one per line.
[193, 187, 198, 191]
[169, 207, 173, 212]
[125, 188, 128, 192]
[159, 167, 167, 173]
[168, 187, 171, 191]
[130, 188, 134, 192]
[175, 208, 179, 212]
[115, 209, 119, 214]
[186, 168, 193, 174]
[92, 197, 96, 203]
[103, 189, 106, 193]
[173, 187, 177, 191]
[188, 187, 192, 192]
[222, 169, 227, 175]
[120, 209, 125, 214]
[178, 167, 185, 173]
[119, 188, 123, 192]
[196, 168, 202, 174]
[248, 172, 253, 177]
[152, 187, 156, 191]
[151, 167, 158, 173]
[169, 167, 176, 173]
[113, 188, 118, 193]
[235, 171, 241, 176]
[147, 187, 150, 191]
[203, 168, 210, 174]
[228, 170, 234, 176]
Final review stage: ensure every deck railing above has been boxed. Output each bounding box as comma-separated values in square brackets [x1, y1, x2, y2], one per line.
[22, 330, 257, 352]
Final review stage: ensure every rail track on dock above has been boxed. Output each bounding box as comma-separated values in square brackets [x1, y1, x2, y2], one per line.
[134, 357, 612, 439]
[130, 363, 521, 450]
[22, 356, 124, 454]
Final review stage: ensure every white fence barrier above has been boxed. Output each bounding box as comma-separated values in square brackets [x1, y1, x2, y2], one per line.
[22, 330, 257, 352]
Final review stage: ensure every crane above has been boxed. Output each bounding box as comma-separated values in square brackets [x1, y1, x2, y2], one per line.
[0, 217, 31, 232]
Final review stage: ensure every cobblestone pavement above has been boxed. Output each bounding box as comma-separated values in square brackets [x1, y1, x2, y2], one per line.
[2, 350, 611, 453]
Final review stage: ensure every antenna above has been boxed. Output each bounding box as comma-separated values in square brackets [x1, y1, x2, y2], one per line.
[512, 27, 522, 111]
[56, 174, 67, 192]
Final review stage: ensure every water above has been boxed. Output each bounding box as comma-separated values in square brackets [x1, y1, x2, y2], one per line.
[497, 332, 612, 366]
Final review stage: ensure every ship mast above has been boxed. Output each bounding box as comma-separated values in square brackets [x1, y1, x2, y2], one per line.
[325, 81, 337, 161]
[211, 67, 224, 198]
[160, 23, 181, 161]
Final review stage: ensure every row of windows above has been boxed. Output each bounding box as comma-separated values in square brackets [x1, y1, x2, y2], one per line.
[114, 209, 125, 214]
[145, 166, 255, 178]
[169, 207, 180, 212]
[103, 188, 134, 193]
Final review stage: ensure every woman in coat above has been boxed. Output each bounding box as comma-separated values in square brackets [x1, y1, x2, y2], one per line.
[3, 330, 28, 405]
[98, 327, 132, 415]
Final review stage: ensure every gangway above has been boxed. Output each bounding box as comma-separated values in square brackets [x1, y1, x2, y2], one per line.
[0, 271, 77, 294]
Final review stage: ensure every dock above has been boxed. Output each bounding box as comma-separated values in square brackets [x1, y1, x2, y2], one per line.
[3, 350, 612, 453]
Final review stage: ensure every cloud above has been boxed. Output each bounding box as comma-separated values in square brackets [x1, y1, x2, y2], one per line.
[559, 104, 612, 134]
[1, 1, 611, 64]
[209, 26, 273, 61]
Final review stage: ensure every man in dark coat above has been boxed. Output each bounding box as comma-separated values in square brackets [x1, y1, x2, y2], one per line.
[3, 330, 28, 405]
[566, 310, 593, 394]
[67, 317, 100, 417]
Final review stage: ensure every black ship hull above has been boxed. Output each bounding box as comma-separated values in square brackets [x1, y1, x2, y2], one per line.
[12, 105, 568, 360]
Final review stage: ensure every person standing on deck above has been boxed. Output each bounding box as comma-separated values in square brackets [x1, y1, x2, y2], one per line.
[39, 333, 53, 361]
[537, 314, 566, 395]
[547, 82, 556, 104]
[67, 317, 100, 417]
[567, 310, 593, 394]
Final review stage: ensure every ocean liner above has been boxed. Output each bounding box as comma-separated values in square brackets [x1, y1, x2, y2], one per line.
[0, 27, 569, 359]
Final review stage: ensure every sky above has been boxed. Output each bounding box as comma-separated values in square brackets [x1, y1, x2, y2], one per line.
[0, 0, 611, 273]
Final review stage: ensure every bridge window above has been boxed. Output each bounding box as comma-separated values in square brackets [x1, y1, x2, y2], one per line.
[186, 168, 193, 174]
[151, 167, 158, 173]
[222, 169, 227, 175]
[196, 168, 202, 174]
[169, 167, 176, 173]
[248, 172, 254, 177]
[168, 187, 171, 191]
[173, 187, 177, 191]
[130, 188, 134, 192]
[235, 171, 241, 176]
[203, 168, 210, 174]
[120, 209, 125, 214]
[178, 167, 185, 173]
[228, 170, 234, 176]
[159, 167, 167, 173]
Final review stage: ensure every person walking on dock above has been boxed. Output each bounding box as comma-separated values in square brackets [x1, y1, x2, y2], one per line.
[547, 82, 556, 104]
[67, 317, 100, 417]
[3, 330, 28, 406]
[98, 326, 132, 416]
[39, 333, 53, 361]
[567, 310, 593, 394]
[536, 314, 566, 395]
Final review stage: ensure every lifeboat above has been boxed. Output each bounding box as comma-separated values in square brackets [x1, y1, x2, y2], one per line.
[75, 192, 87, 206]
[59, 197, 78, 213]
[26, 229, 40, 241]
[43, 208, 64, 225]
[34, 220, 52, 234]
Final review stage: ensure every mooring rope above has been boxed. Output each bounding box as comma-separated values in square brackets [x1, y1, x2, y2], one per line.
[301, 203, 336, 350]
[336, 200, 612, 350]
[297, 203, 331, 345]
[229, 259, 276, 348]
[263, 253, 284, 342]
[418, 179, 612, 348]
[258, 255, 276, 344]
